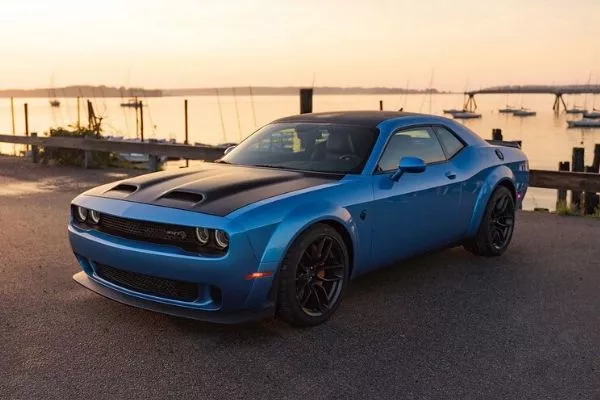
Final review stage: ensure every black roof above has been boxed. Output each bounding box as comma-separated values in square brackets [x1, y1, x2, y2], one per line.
[272, 111, 422, 127]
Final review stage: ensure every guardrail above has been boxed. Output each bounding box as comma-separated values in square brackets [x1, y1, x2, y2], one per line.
[0, 134, 225, 170]
[1, 133, 600, 193]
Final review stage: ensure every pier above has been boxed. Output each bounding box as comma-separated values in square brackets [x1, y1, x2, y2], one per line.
[463, 85, 600, 112]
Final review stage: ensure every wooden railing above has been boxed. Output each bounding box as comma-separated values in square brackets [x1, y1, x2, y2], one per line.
[0, 134, 225, 169]
[1, 134, 600, 194]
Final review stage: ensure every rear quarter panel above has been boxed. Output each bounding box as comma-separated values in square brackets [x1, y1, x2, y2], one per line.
[461, 145, 529, 237]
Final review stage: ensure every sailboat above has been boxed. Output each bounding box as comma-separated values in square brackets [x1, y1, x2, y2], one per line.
[49, 73, 60, 107]
[513, 108, 536, 117]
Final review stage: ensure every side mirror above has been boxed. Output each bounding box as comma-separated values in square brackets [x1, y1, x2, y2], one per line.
[390, 156, 426, 181]
[224, 145, 236, 155]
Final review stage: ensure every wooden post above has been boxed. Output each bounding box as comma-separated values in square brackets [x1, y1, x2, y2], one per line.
[379, 100, 383, 111]
[10, 97, 16, 155]
[300, 88, 313, 114]
[76, 96, 81, 129]
[593, 144, 600, 171]
[492, 128, 503, 141]
[139, 100, 144, 142]
[24, 103, 29, 153]
[571, 147, 585, 209]
[148, 139, 159, 172]
[184, 99, 189, 167]
[83, 150, 91, 169]
[556, 161, 570, 208]
[584, 166, 600, 214]
[31, 132, 39, 163]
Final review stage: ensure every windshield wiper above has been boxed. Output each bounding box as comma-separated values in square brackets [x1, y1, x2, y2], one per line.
[214, 159, 231, 164]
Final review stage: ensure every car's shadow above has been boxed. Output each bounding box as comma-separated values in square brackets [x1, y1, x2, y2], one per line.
[162, 244, 518, 339]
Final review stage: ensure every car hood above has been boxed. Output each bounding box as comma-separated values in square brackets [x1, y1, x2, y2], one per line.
[84, 163, 342, 216]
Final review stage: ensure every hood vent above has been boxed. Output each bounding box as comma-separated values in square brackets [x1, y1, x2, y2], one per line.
[159, 190, 205, 204]
[104, 183, 138, 197]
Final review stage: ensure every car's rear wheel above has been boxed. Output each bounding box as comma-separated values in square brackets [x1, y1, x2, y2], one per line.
[276, 224, 349, 327]
[464, 186, 516, 257]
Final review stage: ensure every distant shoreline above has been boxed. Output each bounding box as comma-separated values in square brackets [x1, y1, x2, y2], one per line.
[0, 85, 450, 98]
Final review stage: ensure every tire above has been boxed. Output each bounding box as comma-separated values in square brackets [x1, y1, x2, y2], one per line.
[464, 186, 516, 257]
[276, 223, 350, 327]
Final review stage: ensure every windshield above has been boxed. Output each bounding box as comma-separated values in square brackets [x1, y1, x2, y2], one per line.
[220, 122, 378, 174]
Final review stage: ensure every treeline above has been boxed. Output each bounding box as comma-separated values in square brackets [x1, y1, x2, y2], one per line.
[0, 86, 163, 98]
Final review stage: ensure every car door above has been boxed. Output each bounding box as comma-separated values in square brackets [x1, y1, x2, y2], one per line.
[369, 126, 463, 270]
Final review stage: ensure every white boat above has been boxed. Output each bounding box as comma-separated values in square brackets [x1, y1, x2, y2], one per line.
[582, 110, 600, 119]
[566, 106, 587, 114]
[513, 109, 536, 117]
[498, 105, 520, 113]
[452, 111, 481, 119]
[567, 118, 600, 128]
[443, 108, 464, 114]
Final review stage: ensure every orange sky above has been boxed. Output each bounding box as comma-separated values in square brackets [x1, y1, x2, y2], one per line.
[0, 0, 598, 91]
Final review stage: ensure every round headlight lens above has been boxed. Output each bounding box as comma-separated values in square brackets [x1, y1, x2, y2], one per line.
[75, 206, 88, 222]
[89, 210, 101, 224]
[195, 227, 210, 245]
[214, 230, 229, 249]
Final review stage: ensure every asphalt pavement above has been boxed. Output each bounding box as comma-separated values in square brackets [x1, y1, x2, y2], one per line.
[1, 156, 599, 400]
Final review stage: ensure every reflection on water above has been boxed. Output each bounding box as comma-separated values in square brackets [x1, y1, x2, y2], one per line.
[1, 93, 599, 209]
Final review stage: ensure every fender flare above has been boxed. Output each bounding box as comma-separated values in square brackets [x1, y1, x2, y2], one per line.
[466, 165, 516, 237]
[257, 200, 359, 274]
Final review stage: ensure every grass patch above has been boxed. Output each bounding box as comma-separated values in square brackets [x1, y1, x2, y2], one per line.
[556, 201, 580, 216]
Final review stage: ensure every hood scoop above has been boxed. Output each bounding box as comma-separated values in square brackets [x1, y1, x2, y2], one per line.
[155, 190, 205, 207]
[103, 183, 139, 198]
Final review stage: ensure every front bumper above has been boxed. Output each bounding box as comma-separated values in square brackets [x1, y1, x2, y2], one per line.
[68, 196, 279, 322]
[73, 272, 274, 323]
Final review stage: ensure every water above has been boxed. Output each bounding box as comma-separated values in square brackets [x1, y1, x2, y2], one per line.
[1, 93, 600, 210]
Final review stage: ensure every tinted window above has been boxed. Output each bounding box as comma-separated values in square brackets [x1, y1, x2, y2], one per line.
[435, 127, 464, 158]
[221, 122, 378, 174]
[378, 127, 446, 171]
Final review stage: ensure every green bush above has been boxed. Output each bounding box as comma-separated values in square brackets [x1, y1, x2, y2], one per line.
[41, 127, 121, 168]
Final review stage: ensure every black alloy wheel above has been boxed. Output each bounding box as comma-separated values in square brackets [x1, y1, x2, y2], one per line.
[464, 186, 516, 257]
[277, 224, 349, 326]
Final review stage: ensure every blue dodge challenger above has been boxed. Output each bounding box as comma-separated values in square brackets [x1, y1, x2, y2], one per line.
[69, 111, 529, 326]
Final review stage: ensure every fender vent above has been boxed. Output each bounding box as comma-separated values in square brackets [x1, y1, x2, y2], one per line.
[160, 191, 205, 204]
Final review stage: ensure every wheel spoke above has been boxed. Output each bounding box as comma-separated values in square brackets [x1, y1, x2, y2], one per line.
[317, 273, 343, 282]
[317, 237, 333, 263]
[313, 283, 329, 312]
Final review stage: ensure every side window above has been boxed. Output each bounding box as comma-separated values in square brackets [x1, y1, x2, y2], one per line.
[434, 127, 464, 159]
[378, 127, 446, 171]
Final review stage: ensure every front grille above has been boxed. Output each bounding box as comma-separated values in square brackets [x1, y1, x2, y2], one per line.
[97, 214, 200, 253]
[96, 263, 198, 302]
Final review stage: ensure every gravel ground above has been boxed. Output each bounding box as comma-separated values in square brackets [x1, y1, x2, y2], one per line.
[1, 156, 599, 400]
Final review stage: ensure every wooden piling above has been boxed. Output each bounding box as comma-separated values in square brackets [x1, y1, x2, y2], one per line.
[593, 144, 600, 171]
[583, 166, 600, 214]
[139, 100, 144, 142]
[31, 132, 39, 163]
[184, 99, 189, 167]
[556, 161, 570, 208]
[10, 97, 16, 155]
[300, 88, 313, 114]
[24, 103, 29, 152]
[76, 96, 81, 129]
[492, 128, 503, 141]
[571, 147, 585, 209]
[379, 100, 383, 111]
[148, 139, 159, 172]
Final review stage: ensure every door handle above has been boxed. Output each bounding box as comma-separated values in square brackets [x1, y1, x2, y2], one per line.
[445, 171, 457, 180]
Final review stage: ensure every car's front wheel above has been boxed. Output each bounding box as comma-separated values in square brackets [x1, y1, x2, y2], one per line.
[464, 185, 516, 257]
[276, 224, 349, 326]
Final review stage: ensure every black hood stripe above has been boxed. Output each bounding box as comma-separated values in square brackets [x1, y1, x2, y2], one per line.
[87, 164, 342, 216]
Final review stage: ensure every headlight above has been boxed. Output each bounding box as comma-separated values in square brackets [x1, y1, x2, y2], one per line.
[75, 206, 88, 222]
[89, 210, 101, 224]
[214, 229, 229, 249]
[195, 227, 210, 245]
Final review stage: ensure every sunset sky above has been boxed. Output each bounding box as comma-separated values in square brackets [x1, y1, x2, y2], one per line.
[0, 0, 598, 91]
